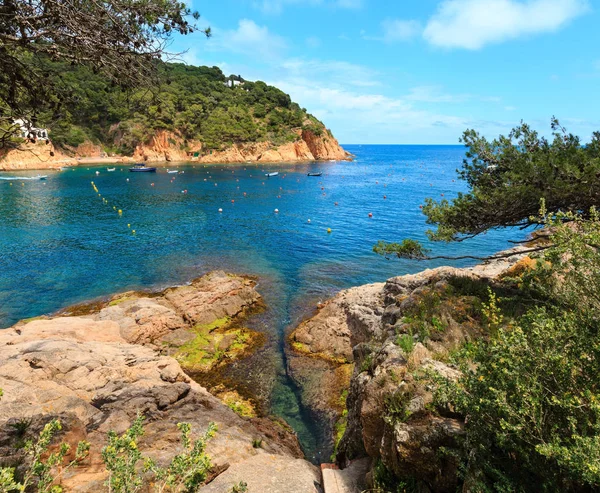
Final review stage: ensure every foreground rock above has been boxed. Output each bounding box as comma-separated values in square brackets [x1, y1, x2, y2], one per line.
[0, 272, 320, 492]
[288, 249, 531, 490]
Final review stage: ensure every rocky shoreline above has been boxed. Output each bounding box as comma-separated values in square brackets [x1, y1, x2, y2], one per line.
[0, 271, 320, 492]
[0, 250, 533, 491]
[287, 247, 531, 490]
[0, 129, 352, 171]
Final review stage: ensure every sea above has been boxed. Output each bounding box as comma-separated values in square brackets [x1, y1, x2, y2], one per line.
[0, 144, 523, 461]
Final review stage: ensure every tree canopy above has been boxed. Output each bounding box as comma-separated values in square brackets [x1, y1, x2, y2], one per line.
[0, 0, 209, 148]
[35, 60, 322, 154]
[375, 119, 600, 260]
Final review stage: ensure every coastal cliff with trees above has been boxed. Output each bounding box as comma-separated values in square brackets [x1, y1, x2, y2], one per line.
[0, 62, 348, 170]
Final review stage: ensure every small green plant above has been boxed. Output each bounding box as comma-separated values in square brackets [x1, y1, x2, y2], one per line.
[251, 438, 263, 449]
[481, 287, 503, 335]
[102, 415, 146, 493]
[384, 391, 411, 424]
[230, 481, 248, 493]
[431, 316, 445, 333]
[359, 353, 373, 373]
[0, 419, 90, 493]
[395, 334, 415, 355]
[148, 422, 217, 493]
[102, 415, 218, 493]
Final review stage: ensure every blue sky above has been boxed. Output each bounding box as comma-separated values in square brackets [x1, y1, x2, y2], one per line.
[170, 0, 600, 144]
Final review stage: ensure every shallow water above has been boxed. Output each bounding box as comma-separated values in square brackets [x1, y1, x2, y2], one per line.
[0, 145, 522, 461]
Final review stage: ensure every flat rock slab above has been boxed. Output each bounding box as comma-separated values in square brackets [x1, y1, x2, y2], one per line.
[321, 459, 370, 493]
[200, 454, 322, 493]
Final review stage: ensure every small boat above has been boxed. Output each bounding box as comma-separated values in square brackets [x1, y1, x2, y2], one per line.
[265, 172, 279, 177]
[129, 164, 156, 173]
[38, 175, 47, 180]
[307, 172, 322, 177]
[107, 168, 116, 172]
[167, 170, 179, 174]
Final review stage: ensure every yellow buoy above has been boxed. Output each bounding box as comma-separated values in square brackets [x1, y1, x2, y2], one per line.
[118, 209, 122, 215]
[327, 228, 332, 234]
[127, 224, 131, 228]
[132, 230, 136, 234]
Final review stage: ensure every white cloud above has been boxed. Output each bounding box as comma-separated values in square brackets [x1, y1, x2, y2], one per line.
[208, 19, 287, 59]
[423, 0, 590, 50]
[381, 19, 422, 42]
[406, 85, 501, 104]
[281, 58, 380, 87]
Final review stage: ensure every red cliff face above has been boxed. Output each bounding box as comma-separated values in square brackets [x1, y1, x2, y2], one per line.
[301, 129, 349, 161]
[0, 124, 351, 170]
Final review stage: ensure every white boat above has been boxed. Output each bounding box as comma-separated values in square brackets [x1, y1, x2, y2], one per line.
[265, 172, 279, 177]
[107, 168, 116, 172]
[167, 170, 179, 174]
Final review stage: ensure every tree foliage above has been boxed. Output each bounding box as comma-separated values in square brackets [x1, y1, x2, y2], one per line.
[0, 0, 209, 148]
[34, 61, 319, 154]
[375, 120, 600, 260]
[434, 212, 600, 491]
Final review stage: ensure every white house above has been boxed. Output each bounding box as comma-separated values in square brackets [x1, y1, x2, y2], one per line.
[14, 118, 49, 141]
[224, 75, 245, 88]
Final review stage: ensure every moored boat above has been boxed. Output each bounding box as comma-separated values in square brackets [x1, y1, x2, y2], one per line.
[167, 170, 178, 174]
[107, 168, 116, 172]
[129, 164, 156, 173]
[307, 172, 322, 177]
[265, 172, 279, 177]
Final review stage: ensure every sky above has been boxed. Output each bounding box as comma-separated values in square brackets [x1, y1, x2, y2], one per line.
[169, 0, 600, 144]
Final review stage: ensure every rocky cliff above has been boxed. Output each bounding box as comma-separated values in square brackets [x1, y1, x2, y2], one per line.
[0, 127, 350, 171]
[288, 249, 531, 491]
[0, 272, 320, 492]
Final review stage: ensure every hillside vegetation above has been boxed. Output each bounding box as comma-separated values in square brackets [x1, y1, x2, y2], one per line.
[41, 61, 328, 155]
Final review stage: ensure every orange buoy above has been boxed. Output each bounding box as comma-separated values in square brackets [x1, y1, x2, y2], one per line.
[383, 195, 387, 199]
[231, 199, 235, 203]
[368, 213, 373, 218]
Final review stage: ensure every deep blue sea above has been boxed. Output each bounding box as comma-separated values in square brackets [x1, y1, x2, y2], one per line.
[0, 144, 522, 460]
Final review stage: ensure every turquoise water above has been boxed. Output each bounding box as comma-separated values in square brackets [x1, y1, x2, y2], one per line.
[0, 145, 522, 460]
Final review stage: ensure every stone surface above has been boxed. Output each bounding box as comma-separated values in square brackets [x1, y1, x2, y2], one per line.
[321, 459, 370, 493]
[0, 272, 315, 492]
[0, 125, 351, 170]
[288, 248, 532, 490]
[200, 454, 322, 493]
